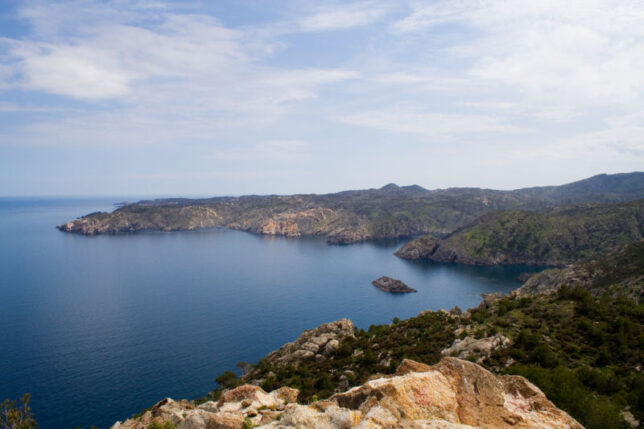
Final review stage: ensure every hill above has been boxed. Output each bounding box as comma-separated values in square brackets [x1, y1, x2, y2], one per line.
[58, 172, 644, 244]
[518, 240, 644, 302]
[395, 199, 644, 266]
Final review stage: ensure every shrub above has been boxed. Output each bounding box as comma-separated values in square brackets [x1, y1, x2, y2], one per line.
[215, 371, 240, 389]
[1, 394, 37, 429]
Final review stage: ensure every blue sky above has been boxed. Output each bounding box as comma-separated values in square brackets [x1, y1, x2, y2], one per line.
[1, 0, 643, 196]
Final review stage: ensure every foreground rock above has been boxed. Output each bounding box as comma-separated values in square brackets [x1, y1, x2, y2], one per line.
[112, 358, 582, 429]
[371, 276, 417, 293]
[244, 319, 355, 381]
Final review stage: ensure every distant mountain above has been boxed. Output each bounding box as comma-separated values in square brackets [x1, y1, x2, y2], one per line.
[513, 172, 644, 204]
[395, 199, 644, 266]
[58, 172, 644, 244]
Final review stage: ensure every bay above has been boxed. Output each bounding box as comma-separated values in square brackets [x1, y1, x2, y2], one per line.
[0, 198, 543, 428]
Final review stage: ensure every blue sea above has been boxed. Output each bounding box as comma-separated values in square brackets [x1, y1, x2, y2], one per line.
[0, 198, 544, 428]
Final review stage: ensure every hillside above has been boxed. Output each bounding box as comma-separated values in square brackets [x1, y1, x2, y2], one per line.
[518, 240, 644, 302]
[395, 199, 644, 266]
[114, 281, 643, 429]
[58, 172, 644, 244]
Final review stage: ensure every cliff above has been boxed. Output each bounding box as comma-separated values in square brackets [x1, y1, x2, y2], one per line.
[396, 199, 644, 266]
[58, 172, 644, 243]
[111, 358, 582, 429]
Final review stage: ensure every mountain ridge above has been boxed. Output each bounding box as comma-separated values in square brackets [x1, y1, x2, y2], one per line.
[58, 172, 644, 244]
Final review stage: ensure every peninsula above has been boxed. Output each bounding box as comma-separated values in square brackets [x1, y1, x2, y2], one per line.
[58, 172, 644, 245]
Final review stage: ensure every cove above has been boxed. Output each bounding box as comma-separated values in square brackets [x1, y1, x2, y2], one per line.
[0, 198, 545, 428]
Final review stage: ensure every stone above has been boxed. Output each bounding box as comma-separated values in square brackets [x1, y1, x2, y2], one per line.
[111, 358, 582, 429]
[441, 334, 511, 363]
[244, 319, 355, 374]
[371, 276, 417, 293]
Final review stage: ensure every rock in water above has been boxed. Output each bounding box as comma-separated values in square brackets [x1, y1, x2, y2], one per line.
[372, 276, 417, 293]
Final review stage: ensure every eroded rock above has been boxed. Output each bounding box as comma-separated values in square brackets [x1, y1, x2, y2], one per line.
[111, 358, 582, 429]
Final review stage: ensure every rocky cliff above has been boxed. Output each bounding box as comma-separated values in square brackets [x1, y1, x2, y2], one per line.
[58, 172, 644, 243]
[396, 199, 644, 266]
[110, 358, 582, 429]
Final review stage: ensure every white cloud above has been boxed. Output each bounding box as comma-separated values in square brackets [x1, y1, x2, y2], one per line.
[298, 2, 387, 31]
[392, 0, 644, 106]
[209, 140, 310, 161]
[0, 1, 357, 146]
[343, 108, 528, 138]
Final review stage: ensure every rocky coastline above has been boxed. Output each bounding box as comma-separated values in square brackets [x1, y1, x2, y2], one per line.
[57, 173, 644, 247]
[105, 257, 643, 429]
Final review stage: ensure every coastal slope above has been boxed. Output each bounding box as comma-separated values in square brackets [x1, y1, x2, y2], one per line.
[58, 172, 644, 244]
[396, 199, 644, 266]
[518, 240, 644, 302]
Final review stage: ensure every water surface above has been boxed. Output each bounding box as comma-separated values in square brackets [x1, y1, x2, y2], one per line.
[0, 198, 543, 428]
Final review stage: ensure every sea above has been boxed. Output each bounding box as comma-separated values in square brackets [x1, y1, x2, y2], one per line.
[0, 198, 545, 428]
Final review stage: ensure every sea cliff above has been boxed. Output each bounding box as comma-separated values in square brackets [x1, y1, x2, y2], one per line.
[58, 173, 644, 245]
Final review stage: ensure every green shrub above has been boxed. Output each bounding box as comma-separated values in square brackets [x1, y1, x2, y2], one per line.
[1, 394, 37, 429]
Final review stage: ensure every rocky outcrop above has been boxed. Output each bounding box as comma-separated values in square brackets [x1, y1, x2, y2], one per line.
[441, 334, 511, 364]
[110, 384, 298, 429]
[394, 235, 441, 259]
[371, 276, 417, 293]
[259, 219, 300, 237]
[57, 206, 222, 235]
[245, 319, 355, 380]
[112, 358, 583, 429]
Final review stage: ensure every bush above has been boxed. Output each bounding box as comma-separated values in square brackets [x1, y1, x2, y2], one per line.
[215, 371, 240, 389]
[150, 421, 176, 429]
[1, 394, 37, 429]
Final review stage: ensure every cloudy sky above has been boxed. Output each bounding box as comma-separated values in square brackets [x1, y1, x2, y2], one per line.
[1, 0, 643, 196]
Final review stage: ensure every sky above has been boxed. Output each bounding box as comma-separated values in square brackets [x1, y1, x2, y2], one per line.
[1, 0, 643, 197]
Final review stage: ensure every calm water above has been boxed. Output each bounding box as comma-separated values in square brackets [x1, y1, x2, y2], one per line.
[0, 198, 544, 428]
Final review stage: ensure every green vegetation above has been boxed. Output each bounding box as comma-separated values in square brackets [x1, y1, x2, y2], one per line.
[398, 199, 644, 266]
[1, 394, 37, 429]
[59, 173, 644, 243]
[519, 240, 644, 302]
[149, 422, 176, 429]
[210, 285, 643, 429]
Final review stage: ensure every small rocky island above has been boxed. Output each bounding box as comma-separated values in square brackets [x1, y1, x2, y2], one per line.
[372, 276, 417, 293]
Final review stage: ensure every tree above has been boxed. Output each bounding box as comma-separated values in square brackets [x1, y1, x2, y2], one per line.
[1, 394, 37, 429]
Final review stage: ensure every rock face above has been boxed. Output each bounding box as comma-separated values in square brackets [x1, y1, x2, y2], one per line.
[371, 276, 417, 293]
[245, 319, 355, 379]
[259, 219, 300, 237]
[441, 334, 511, 364]
[111, 358, 583, 429]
